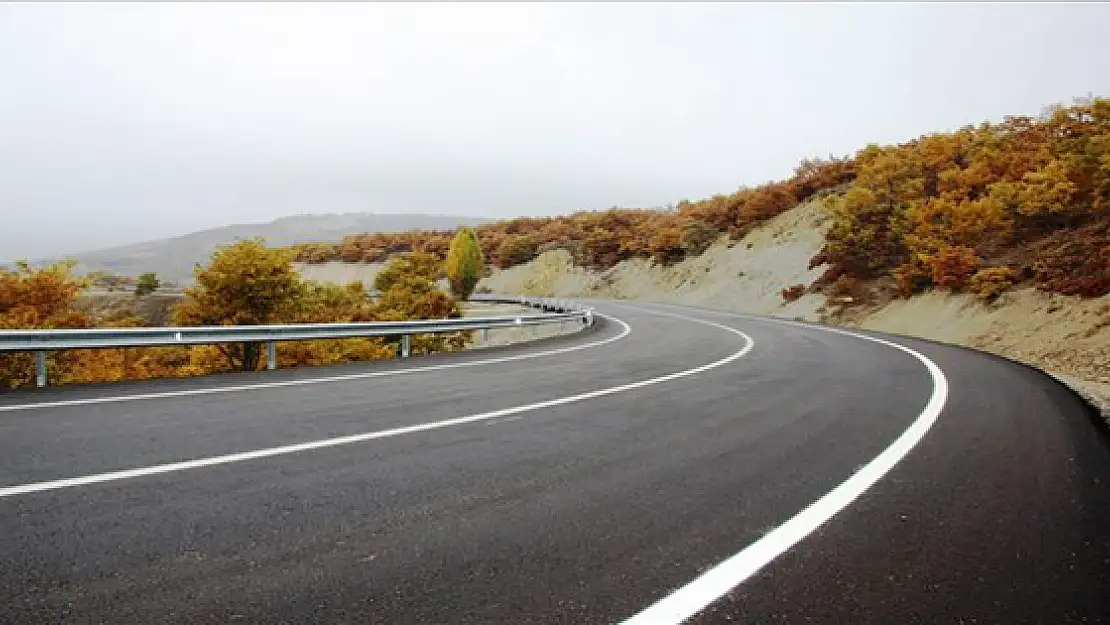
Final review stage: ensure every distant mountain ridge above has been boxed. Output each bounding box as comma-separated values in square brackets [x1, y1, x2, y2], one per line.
[40, 213, 490, 283]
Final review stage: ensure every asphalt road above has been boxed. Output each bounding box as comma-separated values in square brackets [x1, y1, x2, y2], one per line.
[1, 300, 1108, 623]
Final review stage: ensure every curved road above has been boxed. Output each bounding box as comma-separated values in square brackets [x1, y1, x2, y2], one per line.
[0, 301, 1107, 623]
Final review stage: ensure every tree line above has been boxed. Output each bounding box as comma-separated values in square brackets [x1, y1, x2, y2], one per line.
[5, 97, 1106, 386]
[291, 157, 854, 270]
[293, 98, 1108, 302]
[0, 230, 486, 389]
[813, 98, 1109, 300]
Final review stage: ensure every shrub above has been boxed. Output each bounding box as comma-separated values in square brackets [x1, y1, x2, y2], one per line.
[781, 284, 806, 302]
[928, 246, 979, 291]
[968, 266, 1017, 301]
[496, 234, 539, 269]
[894, 261, 932, 297]
[0, 261, 90, 388]
[1030, 218, 1110, 297]
[361, 247, 388, 263]
[829, 274, 867, 304]
[134, 272, 160, 296]
[374, 252, 441, 293]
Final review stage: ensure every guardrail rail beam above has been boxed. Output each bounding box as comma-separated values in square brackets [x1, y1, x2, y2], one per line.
[0, 295, 589, 388]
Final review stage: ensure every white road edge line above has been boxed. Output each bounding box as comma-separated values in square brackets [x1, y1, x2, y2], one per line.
[619, 302, 949, 625]
[0, 315, 632, 413]
[0, 312, 754, 498]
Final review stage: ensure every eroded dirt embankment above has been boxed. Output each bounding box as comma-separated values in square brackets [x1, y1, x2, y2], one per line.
[474, 200, 1110, 419]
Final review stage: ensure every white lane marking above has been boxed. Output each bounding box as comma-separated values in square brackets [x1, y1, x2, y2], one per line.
[484, 414, 526, 426]
[0, 316, 631, 414]
[620, 303, 949, 625]
[0, 312, 754, 498]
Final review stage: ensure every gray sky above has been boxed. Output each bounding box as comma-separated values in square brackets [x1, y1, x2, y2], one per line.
[2, 2, 1108, 260]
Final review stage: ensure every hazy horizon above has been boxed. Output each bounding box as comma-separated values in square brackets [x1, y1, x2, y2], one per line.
[28, 211, 496, 261]
[2, 2, 1109, 261]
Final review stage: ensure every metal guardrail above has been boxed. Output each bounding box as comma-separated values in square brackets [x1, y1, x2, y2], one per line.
[0, 296, 593, 388]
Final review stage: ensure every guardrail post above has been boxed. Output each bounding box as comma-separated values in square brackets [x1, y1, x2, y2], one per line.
[267, 341, 277, 371]
[401, 334, 412, 358]
[35, 351, 47, 388]
[482, 328, 489, 342]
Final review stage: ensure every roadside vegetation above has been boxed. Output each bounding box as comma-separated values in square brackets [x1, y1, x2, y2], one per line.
[445, 227, 485, 300]
[812, 98, 1110, 302]
[293, 97, 1108, 304]
[0, 240, 468, 389]
[292, 154, 851, 271]
[133, 272, 160, 296]
[5, 97, 1106, 388]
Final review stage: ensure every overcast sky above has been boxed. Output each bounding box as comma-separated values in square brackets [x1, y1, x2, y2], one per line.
[2, 2, 1108, 260]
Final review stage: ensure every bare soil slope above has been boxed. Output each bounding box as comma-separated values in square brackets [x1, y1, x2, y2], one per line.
[482, 199, 832, 320]
[476, 200, 1110, 408]
[293, 261, 387, 287]
[75, 293, 183, 326]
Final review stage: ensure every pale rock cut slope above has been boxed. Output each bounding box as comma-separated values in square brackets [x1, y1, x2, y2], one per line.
[476, 199, 1110, 412]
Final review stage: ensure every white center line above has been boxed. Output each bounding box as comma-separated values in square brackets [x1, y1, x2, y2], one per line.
[0, 315, 631, 413]
[618, 303, 949, 625]
[0, 311, 754, 498]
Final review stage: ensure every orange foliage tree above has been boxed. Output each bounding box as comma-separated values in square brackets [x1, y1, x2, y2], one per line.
[0, 241, 470, 388]
[0, 261, 90, 388]
[816, 98, 1110, 297]
[291, 98, 1107, 301]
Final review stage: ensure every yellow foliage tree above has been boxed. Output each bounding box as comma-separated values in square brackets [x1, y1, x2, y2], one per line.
[172, 239, 306, 371]
[374, 252, 441, 292]
[373, 254, 467, 355]
[0, 241, 475, 387]
[0, 261, 90, 388]
[278, 281, 395, 367]
[445, 227, 484, 300]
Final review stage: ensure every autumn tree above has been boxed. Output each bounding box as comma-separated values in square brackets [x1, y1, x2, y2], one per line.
[276, 281, 395, 367]
[0, 261, 90, 388]
[446, 227, 484, 300]
[372, 254, 466, 354]
[64, 311, 185, 384]
[173, 239, 305, 371]
[496, 234, 539, 269]
[374, 252, 441, 292]
[283, 98, 1108, 301]
[811, 97, 1110, 298]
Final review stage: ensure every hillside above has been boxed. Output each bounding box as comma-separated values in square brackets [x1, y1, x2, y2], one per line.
[476, 199, 1110, 413]
[40, 213, 490, 283]
[290, 99, 1109, 410]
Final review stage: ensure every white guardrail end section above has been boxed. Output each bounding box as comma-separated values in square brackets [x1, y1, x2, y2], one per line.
[0, 295, 590, 388]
